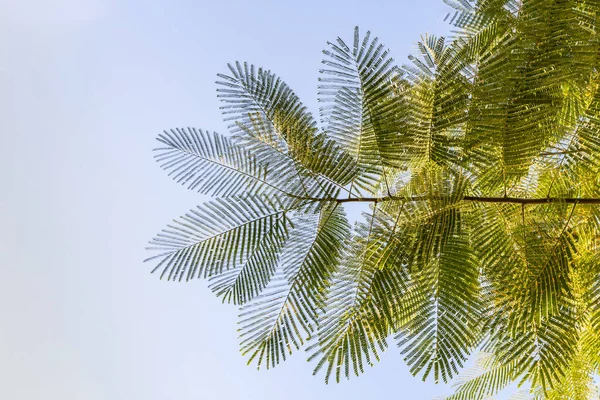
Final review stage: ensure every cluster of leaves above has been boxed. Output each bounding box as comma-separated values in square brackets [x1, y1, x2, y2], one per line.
[146, 0, 600, 398]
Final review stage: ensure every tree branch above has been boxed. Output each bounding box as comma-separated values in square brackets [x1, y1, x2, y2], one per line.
[297, 195, 600, 205]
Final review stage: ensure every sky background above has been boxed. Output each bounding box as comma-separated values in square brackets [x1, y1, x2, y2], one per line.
[0, 1, 516, 399]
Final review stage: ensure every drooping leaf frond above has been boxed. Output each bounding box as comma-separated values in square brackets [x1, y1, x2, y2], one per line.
[310, 207, 408, 383]
[444, 352, 519, 400]
[397, 234, 483, 383]
[207, 210, 290, 305]
[239, 203, 351, 369]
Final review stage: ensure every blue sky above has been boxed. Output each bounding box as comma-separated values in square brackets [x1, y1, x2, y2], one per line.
[0, 0, 507, 399]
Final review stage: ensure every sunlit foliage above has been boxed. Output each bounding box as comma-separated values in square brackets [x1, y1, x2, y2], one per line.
[147, 1, 600, 397]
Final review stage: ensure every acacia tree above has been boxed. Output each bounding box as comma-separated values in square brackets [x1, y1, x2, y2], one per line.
[146, 0, 600, 398]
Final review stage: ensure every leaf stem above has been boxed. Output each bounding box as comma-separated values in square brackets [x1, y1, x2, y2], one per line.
[295, 195, 598, 205]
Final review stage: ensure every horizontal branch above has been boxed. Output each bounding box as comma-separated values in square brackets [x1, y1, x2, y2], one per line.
[299, 195, 600, 205]
[463, 196, 597, 205]
[539, 149, 583, 156]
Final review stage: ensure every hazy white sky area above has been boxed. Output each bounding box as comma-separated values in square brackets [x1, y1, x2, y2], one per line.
[0, 1, 514, 399]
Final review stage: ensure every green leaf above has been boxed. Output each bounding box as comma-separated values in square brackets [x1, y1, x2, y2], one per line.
[238, 203, 351, 368]
[145, 195, 292, 285]
[155, 128, 296, 197]
[320, 26, 401, 195]
[217, 62, 357, 187]
[310, 205, 409, 382]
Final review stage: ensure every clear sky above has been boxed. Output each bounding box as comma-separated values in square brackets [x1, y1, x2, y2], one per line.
[0, 0, 497, 399]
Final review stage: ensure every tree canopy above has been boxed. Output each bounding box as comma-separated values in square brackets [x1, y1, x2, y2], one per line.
[146, 0, 600, 398]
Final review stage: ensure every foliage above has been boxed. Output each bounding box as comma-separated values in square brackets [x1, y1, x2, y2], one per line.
[146, 0, 600, 398]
